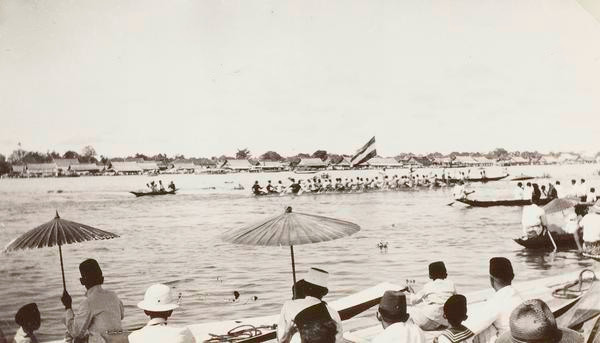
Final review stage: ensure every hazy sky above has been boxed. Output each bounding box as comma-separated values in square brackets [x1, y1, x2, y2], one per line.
[1, 0, 599, 158]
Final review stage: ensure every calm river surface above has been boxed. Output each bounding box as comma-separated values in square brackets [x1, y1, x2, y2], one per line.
[1, 164, 599, 341]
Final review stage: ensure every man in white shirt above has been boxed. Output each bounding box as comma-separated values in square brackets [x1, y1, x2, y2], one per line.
[277, 268, 343, 343]
[463, 257, 523, 343]
[373, 291, 425, 343]
[582, 201, 600, 246]
[521, 195, 548, 238]
[587, 187, 597, 204]
[128, 283, 196, 343]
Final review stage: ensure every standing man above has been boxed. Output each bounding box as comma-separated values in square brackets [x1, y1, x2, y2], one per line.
[61, 259, 124, 343]
[581, 200, 600, 256]
[463, 257, 523, 343]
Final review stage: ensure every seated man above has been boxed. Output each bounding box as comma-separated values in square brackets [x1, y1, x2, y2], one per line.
[13, 303, 41, 343]
[295, 302, 338, 343]
[129, 284, 196, 343]
[406, 261, 456, 330]
[521, 194, 548, 239]
[497, 299, 583, 343]
[61, 259, 124, 343]
[463, 257, 523, 343]
[434, 295, 474, 343]
[373, 291, 425, 343]
[277, 267, 343, 343]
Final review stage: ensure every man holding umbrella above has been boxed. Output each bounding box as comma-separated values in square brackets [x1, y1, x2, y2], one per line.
[277, 267, 343, 343]
[61, 259, 124, 343]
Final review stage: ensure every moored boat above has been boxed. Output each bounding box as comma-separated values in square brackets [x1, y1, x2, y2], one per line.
[130, 189, 177, 197]
[437, 174, 509, 184]
[514, 231, 581, 250]
[511, 174, 535, 181]
[456, 197, 553, 207]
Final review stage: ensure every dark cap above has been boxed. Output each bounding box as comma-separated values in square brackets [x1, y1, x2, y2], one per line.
[490, 257, 514, 282]
[294, 302, 333, 329]
[443, 294, 467, 323]
[79, 258, 103, 279]
[429, 261, 447, 279]
[378, 291, 409, 322]
[15, 303, 40, 327]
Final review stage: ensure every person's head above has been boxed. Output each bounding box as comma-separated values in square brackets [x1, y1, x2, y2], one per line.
[572, 179, 576, 185]
[429, 261, 447, 280]
[541, 185, 546, 190]
[526, 182, 532, 187]
[489, 257, 514, 290]
[295, 303, 337, 343]
[268, 180, 271, 184]
[299, 267, 329, 299]
[517, 182, 523, 187]
[137, 284, 179, 320]
[581, 179, 585, 184]
[79, 259, 104, 289]
[254, 181, 258, 184]
[556, 180, 561, 185]
[591, 187, 595, 193]
[443, 295, 468, 327]
[15, 303, 40, 333]
[159, 180, 162, 184]
[497, 299, 583, 343]
[377, 291, 409, 327]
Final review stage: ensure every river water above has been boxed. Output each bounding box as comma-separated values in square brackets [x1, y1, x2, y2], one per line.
[1, 164, 599, 341]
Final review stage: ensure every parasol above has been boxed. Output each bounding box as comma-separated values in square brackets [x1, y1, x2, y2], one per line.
[4, 211, 119, 291]
[543, 198, 579, 215]
[222, 206, 360, 292]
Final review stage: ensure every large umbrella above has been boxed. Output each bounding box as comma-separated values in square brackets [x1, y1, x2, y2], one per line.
[544, 198, 579, 215]
[222, 206, 360, 292]
[4, 211, 119, 291]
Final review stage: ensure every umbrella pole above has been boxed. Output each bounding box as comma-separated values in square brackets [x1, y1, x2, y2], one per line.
[290, 245, 297, 299]
[59, 244, 66, 291]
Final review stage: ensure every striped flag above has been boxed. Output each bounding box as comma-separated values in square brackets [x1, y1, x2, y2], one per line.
[350, 136, 377, 167]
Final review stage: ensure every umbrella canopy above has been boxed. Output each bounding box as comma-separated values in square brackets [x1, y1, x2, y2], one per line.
[4, 211, 119, 290]
[222, 206, 360, 295]
[222, 207, 360, 246]
[543, 198, 579, 215]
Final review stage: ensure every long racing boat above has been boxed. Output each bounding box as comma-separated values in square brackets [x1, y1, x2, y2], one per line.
[437, 174, 509, 184]
[456, 197, 553, 207]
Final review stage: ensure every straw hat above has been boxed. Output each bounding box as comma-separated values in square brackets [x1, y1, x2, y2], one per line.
[497, 299, 583, 343]
[137, 284, 179, 312]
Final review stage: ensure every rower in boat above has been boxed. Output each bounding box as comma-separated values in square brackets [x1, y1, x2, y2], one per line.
[266, 180, 277, 194]
[463, 258, 523, 343]
[168, 181, 176, 192]
[452, 181, 472, 200]
[289, 179, 302, 194]
[277, 180, 286, 194]
[514, 182, 525, 200]
[158, 180, 166, 192]
[150, 181, 158, 192]
[252, 181, 265, 195]
[520, 193, 547, 239]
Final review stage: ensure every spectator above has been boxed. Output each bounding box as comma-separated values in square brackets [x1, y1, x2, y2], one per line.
[13, 303, 40, 343]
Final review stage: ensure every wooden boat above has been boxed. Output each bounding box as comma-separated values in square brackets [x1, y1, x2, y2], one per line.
[130, 189, 177, 197]
[344, 268, 598, 343]
[437, 174, 509, 184]
[514, 231, 581, 250]
[511, 174, 535, 181]
[293, 170, 319, 174]
[456, 197, 553, 207]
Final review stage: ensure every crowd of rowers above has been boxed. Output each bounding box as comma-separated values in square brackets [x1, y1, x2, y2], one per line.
[251, 173, 453, 195]
[2, 257, 581, 343]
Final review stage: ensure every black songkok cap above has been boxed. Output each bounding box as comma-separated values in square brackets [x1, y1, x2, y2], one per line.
[429, 261, 447, 279]
[490, 257, 514, 282]
[79, 258, 103, 279]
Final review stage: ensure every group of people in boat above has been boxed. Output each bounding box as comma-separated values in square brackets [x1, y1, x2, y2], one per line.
[3, 256, 586, 343]
[252, 173, 449, 196]
[277, 258, 581, 343]
[145, 180, 176, 193]
[514, 178, 596, 202]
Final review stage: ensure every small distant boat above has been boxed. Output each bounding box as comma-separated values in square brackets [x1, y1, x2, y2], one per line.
[456, 197, 553, 207]
[514, 232, 580, 250]
[511, 174, 535, 181]
[437, 174, 509, 184]
[130, 189, 177, 197]
[294, 170, 319, 174]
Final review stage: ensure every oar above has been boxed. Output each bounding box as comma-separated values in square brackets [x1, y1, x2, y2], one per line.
[546, 227, 558, 252]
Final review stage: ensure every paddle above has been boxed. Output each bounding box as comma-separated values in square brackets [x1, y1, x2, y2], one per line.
[546, 227, 558, 252]
[448, 191, 476, 206]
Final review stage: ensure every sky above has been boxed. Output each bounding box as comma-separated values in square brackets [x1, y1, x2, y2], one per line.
[1, 0, 599, 158]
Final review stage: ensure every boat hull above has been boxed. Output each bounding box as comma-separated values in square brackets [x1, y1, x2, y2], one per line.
[130, 190, 176, 197]
[456, 197, 553, 207]
[437, 174, 509, 183]
[514, 232, 581, 250]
